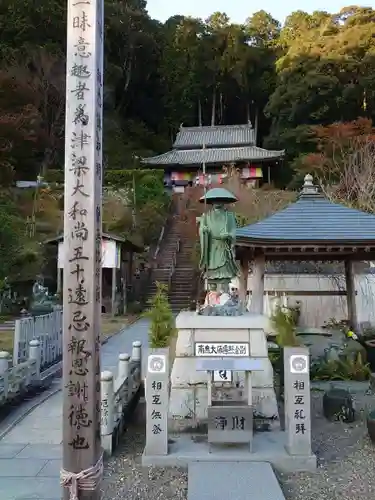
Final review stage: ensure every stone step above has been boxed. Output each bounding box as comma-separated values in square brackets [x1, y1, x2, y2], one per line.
[188, 462, 285, 500]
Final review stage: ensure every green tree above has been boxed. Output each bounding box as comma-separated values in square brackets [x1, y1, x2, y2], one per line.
[0, 196, 25, 281]
[145, 282, 176, 348]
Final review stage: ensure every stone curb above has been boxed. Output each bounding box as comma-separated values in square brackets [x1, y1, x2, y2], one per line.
[0, 382, 61, 440]
[0, 316, 141, 439]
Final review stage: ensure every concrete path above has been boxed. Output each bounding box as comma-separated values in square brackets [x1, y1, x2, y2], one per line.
[188, 462, 285, 500]
[0, 318, 150, 500]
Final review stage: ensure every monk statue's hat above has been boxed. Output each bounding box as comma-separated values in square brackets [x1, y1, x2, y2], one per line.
[199, 188, 238, 204]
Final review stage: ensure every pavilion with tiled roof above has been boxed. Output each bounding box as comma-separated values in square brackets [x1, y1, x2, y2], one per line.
[235, 174, 375, 330]
[142, 124, 284, 191]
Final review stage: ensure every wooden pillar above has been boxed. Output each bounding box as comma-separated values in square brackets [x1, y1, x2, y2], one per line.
[239, 255, 249, 305]
[120, 261, 127, 315]
[57, 267, 62, 295]
[128, 251, 133, 289]
[345, 260, 358, 331]
[267, 165, 271, 184]
[111, 267, 117, 316]
[249, 252, 265, 314]
[62, 0, 104, 498]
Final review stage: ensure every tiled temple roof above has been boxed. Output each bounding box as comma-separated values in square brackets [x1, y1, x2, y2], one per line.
[236, 174, 375, 244]
[173, 124, 256, 149]
[142, 146, 284, 166]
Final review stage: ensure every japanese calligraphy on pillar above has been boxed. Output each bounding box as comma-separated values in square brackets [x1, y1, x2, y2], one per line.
[145, 350, 169, 456]
[62, 0, 104, 485]
[283, 347, 312, 456]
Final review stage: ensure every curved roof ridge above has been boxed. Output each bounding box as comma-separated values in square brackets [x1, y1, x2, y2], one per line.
[179, 124, 254, 131]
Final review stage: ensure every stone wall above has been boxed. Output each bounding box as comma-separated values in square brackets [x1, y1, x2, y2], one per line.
[169, 312, 280, 432]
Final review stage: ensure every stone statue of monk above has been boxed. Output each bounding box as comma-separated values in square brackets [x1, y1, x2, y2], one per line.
[199, 202, 239, 287]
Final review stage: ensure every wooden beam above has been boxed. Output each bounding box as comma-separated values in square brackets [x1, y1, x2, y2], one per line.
[62, 0, 104, 498]
[239, 257, 249, 305]
[249, 252, 265, 314]
[260, 253, 375, 261]
[111, 267, 117, 316]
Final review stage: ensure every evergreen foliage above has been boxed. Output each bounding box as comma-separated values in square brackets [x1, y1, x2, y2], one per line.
[145, 282, 176, 348]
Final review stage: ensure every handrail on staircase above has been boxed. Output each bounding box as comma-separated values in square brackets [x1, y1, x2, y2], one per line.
[168, 237, 181, 289]
[153, 197, 176, 263]
[153, 226, 165, 260]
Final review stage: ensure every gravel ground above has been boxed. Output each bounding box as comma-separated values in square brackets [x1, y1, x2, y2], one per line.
[280, 389, 375, 500]
[103, 390, 375, 500]
[102, 403, 188, 500]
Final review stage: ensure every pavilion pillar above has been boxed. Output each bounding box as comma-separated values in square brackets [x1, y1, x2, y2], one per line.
[344, 260, 358, 332]
[239, 255, 249, 306]
[121, 261, 127, 315]
[57, 268, 62, 295]
[250, 252, 265, 314]
[111, 267, 117, 316]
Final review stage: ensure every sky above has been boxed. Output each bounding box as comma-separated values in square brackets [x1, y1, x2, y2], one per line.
[146, 0, 375, 25]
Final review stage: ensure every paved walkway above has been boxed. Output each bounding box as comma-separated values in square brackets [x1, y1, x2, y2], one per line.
[0, 318, 150, 500]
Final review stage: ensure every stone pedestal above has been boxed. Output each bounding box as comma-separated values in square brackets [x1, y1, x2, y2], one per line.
[169, 312, 280, 432]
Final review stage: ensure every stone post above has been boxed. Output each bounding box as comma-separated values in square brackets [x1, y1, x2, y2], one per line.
[132, 340, 142, 380]
[118, 353, 130, 382]
[284, 347, 312, 456]
[29, 339, 41, 382]
[13, 319, 22, 366]
[132, 341, 142, 362]
[100, 371, 114, 455]
[0, 351, 9, 399]
[145, 349, 169, 457]
[0, 351, 9, 375]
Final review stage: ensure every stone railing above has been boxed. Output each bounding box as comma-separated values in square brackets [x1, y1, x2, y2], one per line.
[13, 309, 63, 369]
[1, 339, 143, 456]
[0, 340, 42, 405]
[100, 340, 142, 455]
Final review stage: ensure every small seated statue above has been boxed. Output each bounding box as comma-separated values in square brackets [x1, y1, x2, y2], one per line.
[30, 276, 56, 315]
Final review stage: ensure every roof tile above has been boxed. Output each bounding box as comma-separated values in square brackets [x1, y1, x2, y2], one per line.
[236, 194, 375, 243]
[142, 146, 284, 166]
[173, 124, 255, 148]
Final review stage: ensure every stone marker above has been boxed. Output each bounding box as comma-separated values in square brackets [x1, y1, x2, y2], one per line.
[208, 405, 253, 444]
[284, 347, 312, 455]
[145, 349, 169, 456]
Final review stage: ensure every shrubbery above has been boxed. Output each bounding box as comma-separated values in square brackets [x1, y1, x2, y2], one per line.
[145, 282, 176, 348]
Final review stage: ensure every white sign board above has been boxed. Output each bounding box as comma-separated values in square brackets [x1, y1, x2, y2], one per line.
[58, 239, 120, 269]
[195, 343, 249, 357]
[213, 370, 233, 383]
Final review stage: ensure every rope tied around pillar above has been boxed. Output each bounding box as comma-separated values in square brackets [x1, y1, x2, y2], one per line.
[60, 453, 103, 500]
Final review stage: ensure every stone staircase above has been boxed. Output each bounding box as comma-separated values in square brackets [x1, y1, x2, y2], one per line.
[146, 217, 196, 313]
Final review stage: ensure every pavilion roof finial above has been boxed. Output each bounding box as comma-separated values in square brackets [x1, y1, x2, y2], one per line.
[301, 173, 319, 196]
